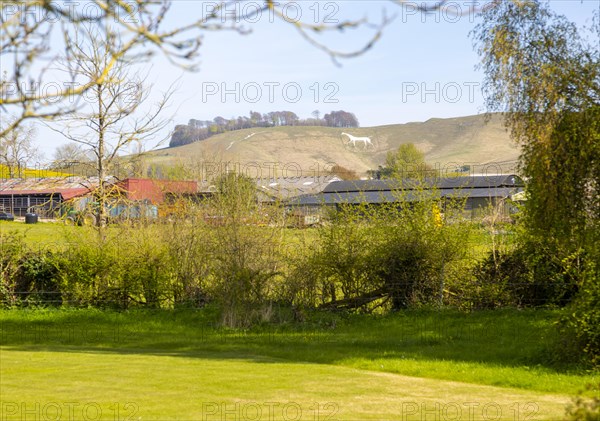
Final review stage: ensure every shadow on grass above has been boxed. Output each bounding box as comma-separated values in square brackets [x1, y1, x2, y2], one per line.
[3, 308, 598, 394]
[0, 307, 572, 370]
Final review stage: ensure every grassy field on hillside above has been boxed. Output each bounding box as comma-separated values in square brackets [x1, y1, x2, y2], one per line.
[1, 308, 597, 420]
[145, 114, 520, 177]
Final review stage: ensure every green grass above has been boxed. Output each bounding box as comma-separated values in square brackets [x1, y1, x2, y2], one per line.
[0, 223, 595, 419]
[0, 214, 511, 257]
[4, 349, 343, 419]
[0, 348, 571, 420]
[1, 308, 597, 420]
[0, 220, 148, 250]
[0, 220, 73, 246]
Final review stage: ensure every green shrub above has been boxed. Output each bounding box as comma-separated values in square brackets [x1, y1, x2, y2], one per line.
[56, 237, 118, 307]
[56, 226, 176, 309]
[558, 256, 600, 368]
[0, 232, 29, 307]
[297, 197, 470, 312]
[466, 238, 581, 310]
[15, 251, 61, 306]
[165, 218, 211, 308]
[374, 236, 439, 310]
[564, 384, 600, 421]
[467, 246, 535, 309]
[522, 239, 580, 306]
[197, 174, 286, 327]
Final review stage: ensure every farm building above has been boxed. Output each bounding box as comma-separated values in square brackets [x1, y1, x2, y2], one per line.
[0, 177, 199, 218]
[255, 175, 341, 202]
[253, 175, 342, 226]
[0, 177, 102, 217]
[115, 178, 199, 204]
[286, 174, 525, 219]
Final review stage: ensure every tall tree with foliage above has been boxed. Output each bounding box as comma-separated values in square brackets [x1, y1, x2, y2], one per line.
[369, 143, 432, 179]
[472, 1, 599, 243]
[386, 143, 431, 179]
[473, 1, 600, 366]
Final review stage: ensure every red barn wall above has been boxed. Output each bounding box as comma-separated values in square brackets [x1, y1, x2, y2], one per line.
[118, 179, 197, 204]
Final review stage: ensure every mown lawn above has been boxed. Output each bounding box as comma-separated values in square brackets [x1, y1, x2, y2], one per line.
[0, 220, 76, 249]
[1, 308, 597, 420]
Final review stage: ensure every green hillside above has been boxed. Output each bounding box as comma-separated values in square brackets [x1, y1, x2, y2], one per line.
[147, 114, 519, 177]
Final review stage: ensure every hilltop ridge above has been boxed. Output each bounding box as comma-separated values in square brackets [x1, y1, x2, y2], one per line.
[146, 113, 519, 176]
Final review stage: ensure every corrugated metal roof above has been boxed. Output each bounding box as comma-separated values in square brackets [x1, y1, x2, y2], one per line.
[0, 177, 114, 199]
[322, 175, 524, 193]
[288, 187, 523, 206]
[256, 175, 341, 201]
[191, 176, 340, 202]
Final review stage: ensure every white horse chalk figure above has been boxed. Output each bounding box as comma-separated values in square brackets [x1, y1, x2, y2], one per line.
[341, 132, 373, 149]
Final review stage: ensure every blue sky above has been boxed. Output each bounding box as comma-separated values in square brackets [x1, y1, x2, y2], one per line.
[32, 0, 600, 158]
[162, 1, 493, 129]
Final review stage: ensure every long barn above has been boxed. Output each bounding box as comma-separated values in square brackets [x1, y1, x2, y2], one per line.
[0, 177, 97, 217]
[0, 177, 199, 218]
[286, 174, 525, 218]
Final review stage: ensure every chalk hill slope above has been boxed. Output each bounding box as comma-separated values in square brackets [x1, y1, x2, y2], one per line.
[147, 114, 519, 176]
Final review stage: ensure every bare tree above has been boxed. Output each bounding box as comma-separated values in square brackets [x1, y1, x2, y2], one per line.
[0, 0, 522, 177]
[0, 0, 400, 139]
[0, 121, 39, 178]
[0, 0, 497, 177]
[51, 26, 173, 235]
[52, 143, 91, 168]
[0, 1, 212, 137]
